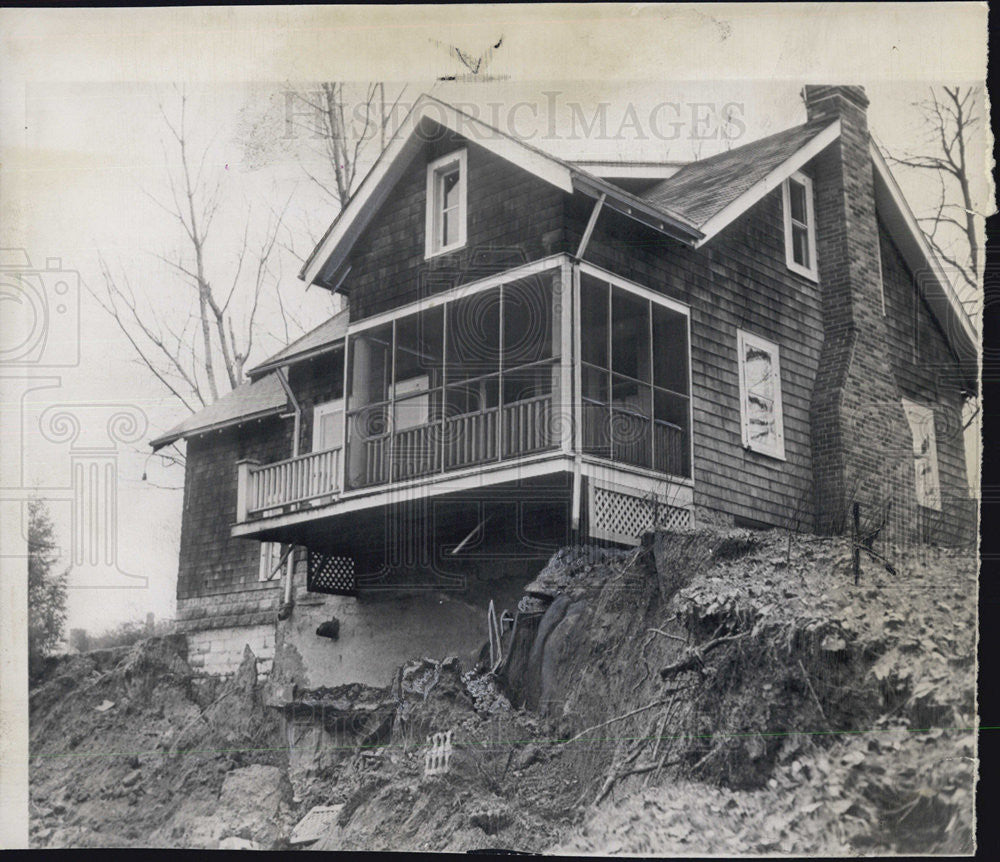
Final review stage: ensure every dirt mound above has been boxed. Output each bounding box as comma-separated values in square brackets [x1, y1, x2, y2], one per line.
[29, 529, 976, 853]
[29, 638, 288, 849]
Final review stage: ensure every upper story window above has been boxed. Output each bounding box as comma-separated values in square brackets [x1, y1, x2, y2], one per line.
[425, 149, 467, 259]
[782, 171, 818, 281]
[737, 329, 786, 460]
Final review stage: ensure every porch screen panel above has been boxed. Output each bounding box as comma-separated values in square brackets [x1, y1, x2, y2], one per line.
[580, 274, 611, 458]
[501, 274, 560, 458]
[346, 322, 392, 488]
[651, 303, 690, 477]
[579, 272, 691, 479]
[393, 306, 444, 480]
[445, 288, 501, 469]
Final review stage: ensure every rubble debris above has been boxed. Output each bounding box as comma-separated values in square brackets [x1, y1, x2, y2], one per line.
[289, 804, 344, 846]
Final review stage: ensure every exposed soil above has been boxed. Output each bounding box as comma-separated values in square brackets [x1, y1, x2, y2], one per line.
[29, 528, 977, 853]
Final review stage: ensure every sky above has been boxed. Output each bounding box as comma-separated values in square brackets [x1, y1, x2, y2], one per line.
[1, 4, 991, 635]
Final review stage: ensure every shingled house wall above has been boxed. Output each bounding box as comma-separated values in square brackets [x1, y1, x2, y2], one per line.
[567, 185, 823, 533]
[341, 127, 568, 322]
[175, 417, 292, 676]
[878, 218, 975, 544]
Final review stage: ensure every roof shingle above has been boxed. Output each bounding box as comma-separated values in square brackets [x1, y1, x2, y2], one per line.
[639, 118, 834, 227]
[150, 374, 288, 450]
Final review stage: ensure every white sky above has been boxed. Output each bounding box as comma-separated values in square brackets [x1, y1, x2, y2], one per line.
[0, 4, 990, 634]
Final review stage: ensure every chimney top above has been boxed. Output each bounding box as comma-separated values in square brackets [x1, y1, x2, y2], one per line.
[802, 85, 869, 123]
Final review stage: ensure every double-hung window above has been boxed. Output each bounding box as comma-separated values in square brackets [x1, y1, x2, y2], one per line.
[425, 149, 467, 258]
[737, 329, 786, 460]
[259, 542, 287, 582]
[782, 171, 818, 280]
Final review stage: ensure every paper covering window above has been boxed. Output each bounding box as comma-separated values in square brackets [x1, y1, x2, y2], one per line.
[901, 399, 942, 511]
[737, 330, 786, 460]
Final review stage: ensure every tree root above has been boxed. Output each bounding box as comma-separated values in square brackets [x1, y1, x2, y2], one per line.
[658, 631, 749, 679]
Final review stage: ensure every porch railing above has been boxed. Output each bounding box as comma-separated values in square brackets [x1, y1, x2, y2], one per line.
[349, 394, 556, 490]
[240, 447, 341, 518]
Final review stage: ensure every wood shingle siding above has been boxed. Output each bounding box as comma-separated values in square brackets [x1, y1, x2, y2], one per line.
[571, 187, 823, 532]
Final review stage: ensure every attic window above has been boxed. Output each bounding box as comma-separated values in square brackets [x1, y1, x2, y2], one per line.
[425, 149, 467, 258]
[737, 329, 786, 460]
[782, 171, 818, 281]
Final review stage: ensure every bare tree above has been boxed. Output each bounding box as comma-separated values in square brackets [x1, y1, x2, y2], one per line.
[287, 82, 406, 209]
[88, 90, 290, 414]
[885, 86, 984, 313]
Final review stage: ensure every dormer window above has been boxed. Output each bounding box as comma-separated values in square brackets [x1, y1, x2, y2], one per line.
[425, 149, 467, 258]
[782, 171, 818, 280]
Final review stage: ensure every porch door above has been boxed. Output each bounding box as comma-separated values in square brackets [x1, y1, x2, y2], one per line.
[311, 399, 343, 501]
[313, 399, 344, 451]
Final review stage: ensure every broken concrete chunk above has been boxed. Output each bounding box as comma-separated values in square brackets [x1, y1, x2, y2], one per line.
[219, 836, 261, 850]
[94, 700, 115, 712]
[289, 804, 344, 846]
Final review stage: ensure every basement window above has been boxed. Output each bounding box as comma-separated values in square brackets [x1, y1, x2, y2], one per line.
[259, 542, 287, 582]
[737, 330, 786, 460]
[901, 399, 942, 511]
[425, 149, 467, 259]
[782, 171, 818, 281]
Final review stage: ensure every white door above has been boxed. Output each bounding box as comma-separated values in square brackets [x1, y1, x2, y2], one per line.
[313, 399, 344, 452]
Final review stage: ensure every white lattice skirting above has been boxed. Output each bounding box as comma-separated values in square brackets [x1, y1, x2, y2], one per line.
[589, 482, 694, 545]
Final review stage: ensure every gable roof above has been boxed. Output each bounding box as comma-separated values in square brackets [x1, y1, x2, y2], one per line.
[248, 309, 349, 380]
[298, 93, 703, 289]
[150, 374, 288, 451]
[297, 92, 975, 385]
[640, 118, 841, 238]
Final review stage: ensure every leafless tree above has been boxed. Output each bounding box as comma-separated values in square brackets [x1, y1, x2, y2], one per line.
[885, 86, 984, 314]
[288, 82, 407, 209]
[88, 90, 290, 414]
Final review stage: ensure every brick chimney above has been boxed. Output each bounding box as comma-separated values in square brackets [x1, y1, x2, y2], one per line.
[804, 85, 915, 534]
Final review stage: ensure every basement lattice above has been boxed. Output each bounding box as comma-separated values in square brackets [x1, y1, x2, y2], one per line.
[307, 551, 357, 596]
[590, 484, 693, 545]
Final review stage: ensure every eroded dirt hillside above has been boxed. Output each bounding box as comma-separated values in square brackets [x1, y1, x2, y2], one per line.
[29, 528, 977, 853]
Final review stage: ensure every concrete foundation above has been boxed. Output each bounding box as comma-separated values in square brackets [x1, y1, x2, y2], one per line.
[186, 624, 275, 678]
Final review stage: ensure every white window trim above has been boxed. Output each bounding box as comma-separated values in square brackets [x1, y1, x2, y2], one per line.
[737, 329, 786, 461]
[425, 149, 468, 259]
[312, 398, 344, 453]
[259, 542, 285, 582]
[901, 398, 942, 511]
[782, 171, 818, 282]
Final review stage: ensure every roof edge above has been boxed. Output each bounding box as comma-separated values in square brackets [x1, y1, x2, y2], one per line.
[149, 404, 287, 452]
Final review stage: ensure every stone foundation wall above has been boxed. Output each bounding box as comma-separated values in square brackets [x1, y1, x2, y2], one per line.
[186, 624, 276, 678]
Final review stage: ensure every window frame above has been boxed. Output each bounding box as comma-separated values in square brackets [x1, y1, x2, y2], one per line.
[782, 171, 818, 281]
[901, 398, 942, 511]
[736, 329, 786, 461]
[259, 542, 286, 582]
[425, 149, 468, 259]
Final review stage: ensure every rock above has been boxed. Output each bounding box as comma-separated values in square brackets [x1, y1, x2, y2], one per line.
[94, 700, 115, 712]
[289, 804, 344, 846]
[219, 836, 261, 850]
[121, 769, 141, 788]
[514, 742, 545, 770]
[214, 764, 294, 849]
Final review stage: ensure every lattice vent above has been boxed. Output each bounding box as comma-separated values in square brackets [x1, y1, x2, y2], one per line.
[307, 551, 357, 596]
[591, 485, 692, 543]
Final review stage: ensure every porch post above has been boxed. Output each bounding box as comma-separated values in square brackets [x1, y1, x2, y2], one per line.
[236, 459, 260, 523]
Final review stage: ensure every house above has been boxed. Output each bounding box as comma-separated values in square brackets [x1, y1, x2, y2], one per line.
[151, 85, 978, 686]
